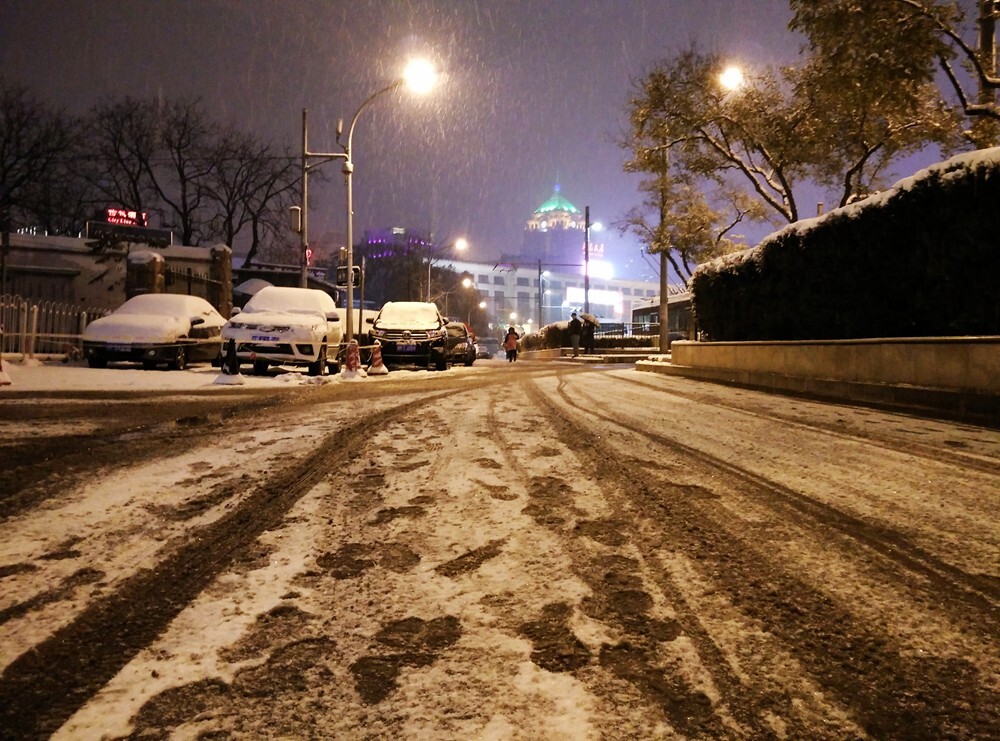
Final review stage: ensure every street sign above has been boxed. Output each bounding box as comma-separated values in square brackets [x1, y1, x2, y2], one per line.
[336, 265, 361, 287]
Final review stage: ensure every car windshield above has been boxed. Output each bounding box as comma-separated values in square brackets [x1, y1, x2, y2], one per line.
[375, 302, 442, 328]
[243, 287, 333, 315]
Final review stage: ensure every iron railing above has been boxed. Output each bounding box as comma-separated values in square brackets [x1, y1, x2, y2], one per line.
[0, 294, 109, 358]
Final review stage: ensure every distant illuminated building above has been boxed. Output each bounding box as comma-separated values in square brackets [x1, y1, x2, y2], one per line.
[519, 184, 604, 269]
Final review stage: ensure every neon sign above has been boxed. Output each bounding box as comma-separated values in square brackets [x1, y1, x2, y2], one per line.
[105, 208, 148, 227]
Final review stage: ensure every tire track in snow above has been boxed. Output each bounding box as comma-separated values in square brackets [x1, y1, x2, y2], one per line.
[535, 371, 999, 739]
[0, 392, 451, 740]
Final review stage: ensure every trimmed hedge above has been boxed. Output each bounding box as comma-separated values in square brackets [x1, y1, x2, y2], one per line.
[691, 149, 1000, 341]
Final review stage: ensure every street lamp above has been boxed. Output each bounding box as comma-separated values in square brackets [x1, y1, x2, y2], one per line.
[469, 300, 486, 326]
[427, 236, 468, 301]
[537, 267, 550, 327]
[297, 58, 438, 341]
[719, 65, 745, 91]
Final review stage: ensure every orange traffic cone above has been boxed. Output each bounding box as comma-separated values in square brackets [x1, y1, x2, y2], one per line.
[0, 328, 10, 387]
[368, 339, 389, 375]
[340, 339, 367, 380]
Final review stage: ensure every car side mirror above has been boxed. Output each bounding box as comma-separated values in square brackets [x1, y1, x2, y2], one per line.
[365, 316, 374, 325]
[190, 316, 205, 327]
[230, 307, 242, 317]
[327, 311, 340, 322]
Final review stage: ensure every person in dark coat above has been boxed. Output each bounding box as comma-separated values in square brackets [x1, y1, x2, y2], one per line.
[582, 317, 596, 354]
[568, 312, 582, 357]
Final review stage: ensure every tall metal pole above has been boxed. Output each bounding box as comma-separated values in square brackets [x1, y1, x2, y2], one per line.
[659, 251, 669, 352]
[658, 148, 670, 352]
[344, 158, 354, 341]
[358, 254, 366, 336]
[300, 110, 309, 289]
[584, 206, 590, 315]
[341, 80, 403, 343]
[427, 244, 433, 302]
[537, 259, 543, 328]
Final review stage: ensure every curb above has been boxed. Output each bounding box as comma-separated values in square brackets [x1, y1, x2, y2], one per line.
[636, 360, 1000, 429]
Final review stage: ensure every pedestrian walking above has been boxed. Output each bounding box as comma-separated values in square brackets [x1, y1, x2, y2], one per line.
[568, 312, 582, 357]
[504, 325, 519, 362]
[582, 317, 596, 354]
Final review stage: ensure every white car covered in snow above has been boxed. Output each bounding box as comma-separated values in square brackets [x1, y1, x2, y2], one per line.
[82, 293, 226, 370]
[221, 286, 343, 375]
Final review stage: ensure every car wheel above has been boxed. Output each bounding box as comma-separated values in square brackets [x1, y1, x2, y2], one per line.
[87, 357, 107, 369]
[253, 359, 269, 375]
[434, 353, 447, 371]
[171, 347, 187, 371]
[308, 344, 327, 376]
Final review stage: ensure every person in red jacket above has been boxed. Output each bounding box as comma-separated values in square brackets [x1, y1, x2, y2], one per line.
[504, 325, 519, 362]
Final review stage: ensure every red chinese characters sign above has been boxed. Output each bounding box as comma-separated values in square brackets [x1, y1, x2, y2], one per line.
[105, 208, 148, 227]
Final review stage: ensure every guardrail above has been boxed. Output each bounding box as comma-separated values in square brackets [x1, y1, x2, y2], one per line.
[0, 294, 109, 359]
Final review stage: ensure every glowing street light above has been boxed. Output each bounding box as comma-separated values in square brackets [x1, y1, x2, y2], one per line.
[297, 57, 438, 341]
[719, 65, 744, 91]
[403, 58, 438, 94]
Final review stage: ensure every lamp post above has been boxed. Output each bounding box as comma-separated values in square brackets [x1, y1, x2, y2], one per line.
[469, 300, 486, 326]
[536, 263, 550, 327]
[441, 276, 472, 318]
[297, 58, 437, 341]
[427, 237, 468, 301]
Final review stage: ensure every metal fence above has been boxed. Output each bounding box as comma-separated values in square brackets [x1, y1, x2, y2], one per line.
[0, 294, 109, 358]
[164, 266, 223, 303]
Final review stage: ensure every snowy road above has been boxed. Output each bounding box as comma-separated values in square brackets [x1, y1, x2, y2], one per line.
[1, 360, 998, 739]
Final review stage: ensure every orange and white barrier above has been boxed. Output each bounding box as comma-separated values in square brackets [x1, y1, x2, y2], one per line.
[340, 339, 367, 380]
[367, 339, 389, 375]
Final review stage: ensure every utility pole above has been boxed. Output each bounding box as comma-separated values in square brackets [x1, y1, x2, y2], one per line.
[537, 260, 543, 327]
[584, 206, 590, 315]
[299, 110, 309, 288]
[658, 151, 670, 353]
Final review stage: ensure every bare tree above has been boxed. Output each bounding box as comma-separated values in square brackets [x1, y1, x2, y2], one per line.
[148, 98, 215, 245]
[87, 97, 159, 217]
[202, 130, 298, 265]
[0, 78, 76, 230]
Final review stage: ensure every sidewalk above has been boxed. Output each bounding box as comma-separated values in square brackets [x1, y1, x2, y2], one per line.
[518, 346, 1000, 428]
[638, 356, 1000, 429]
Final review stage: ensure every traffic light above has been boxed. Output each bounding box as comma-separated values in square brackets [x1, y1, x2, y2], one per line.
[336, 265, 361, 287]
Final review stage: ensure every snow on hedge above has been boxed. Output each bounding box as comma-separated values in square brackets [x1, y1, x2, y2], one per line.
[694, 146, 1000, 279]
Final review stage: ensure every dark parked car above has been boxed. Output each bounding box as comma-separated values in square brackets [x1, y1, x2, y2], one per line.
[82, 294, 225, 370]
[367, 301, 449, 370]
[476, 337, 500, 359]
[445, 321, 476, 366]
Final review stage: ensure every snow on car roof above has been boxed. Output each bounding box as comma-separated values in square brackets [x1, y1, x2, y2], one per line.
[374, 303, 444, 330]
[242, 286, 337, 314]
[112, 293, 221, 318]
[375, 302, 443, 327]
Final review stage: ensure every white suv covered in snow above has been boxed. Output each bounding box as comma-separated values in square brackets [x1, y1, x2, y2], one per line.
[221, 286, 343, 375]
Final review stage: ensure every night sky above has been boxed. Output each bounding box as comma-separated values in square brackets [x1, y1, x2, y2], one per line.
[3, 0, 798, 278]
